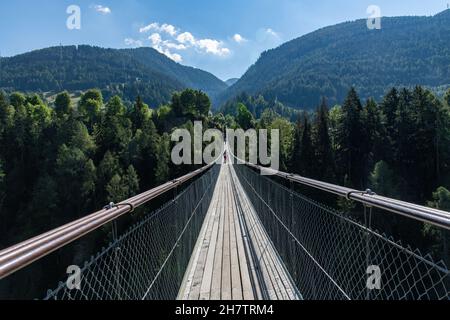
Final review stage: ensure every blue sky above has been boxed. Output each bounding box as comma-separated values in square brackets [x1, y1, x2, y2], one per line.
[0, 0, 448, 80]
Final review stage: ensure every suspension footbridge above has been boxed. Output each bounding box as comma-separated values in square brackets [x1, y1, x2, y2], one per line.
[0, 149, 449, 300]
[180, 164, 300, 300]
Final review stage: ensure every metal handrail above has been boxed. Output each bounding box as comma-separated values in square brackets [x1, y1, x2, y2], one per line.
[224, 143, 450, 232]
[243, 162, 450, 231]
[0, 163, 215, 280]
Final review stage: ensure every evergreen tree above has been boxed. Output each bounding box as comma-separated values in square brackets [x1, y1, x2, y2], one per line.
[405, 87, 441, 201]
[155, 133, 170, 184]
[0, 92, 14, 137]
[55, 145, 96, 219]
[95, 96, 132, 156]
[269, 117, 294, 171]
[128, 118, 160, 190]
[130, 96, 151, 131]
[336, 88, 365, 188]
[10, 92, 26, 108]
[79, 89, 103, 131]
[236, 103, 254, 130]
[369, 161, 399, 198]
[362, 98, 385, 182]
[312, 98, 334, 181]
[105, 169, 140, 204]
[328, 105, 343, 154]
[0, 161, 5, 212]
[292, 114, 315, 177]
[97, 151, 121, 203]
[54, 91, 72, 117]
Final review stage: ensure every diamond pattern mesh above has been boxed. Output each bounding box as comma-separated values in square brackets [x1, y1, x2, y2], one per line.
[234, 164, 450, 300]
[45, 165, 220, 300]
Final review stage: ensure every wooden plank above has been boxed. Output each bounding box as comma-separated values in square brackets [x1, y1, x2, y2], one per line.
[227, 167, 243, 300]
[210, 172, 226, 300]
[230, 174, 263, 300]
[221, 170, 232, 300]
[230, 166, 277, 299]
[180, 162, 300, 301]
[187, 168, 223, 300]
[199, 175, 222, 300]
[230, 169, 255, 300]
[237, 175, 300, 300]
[245, 211, 278, 299]
[229, 164, 300, 300]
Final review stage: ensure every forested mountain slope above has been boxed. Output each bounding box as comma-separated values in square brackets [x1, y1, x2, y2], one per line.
[0, 45, 227, 107]
[218, 9, 450, 109]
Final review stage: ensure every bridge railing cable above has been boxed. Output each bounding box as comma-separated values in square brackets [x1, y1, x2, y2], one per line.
[227, 146, 449, 300]
[0, 163, 220, 300]
[243, 163, 450, 231]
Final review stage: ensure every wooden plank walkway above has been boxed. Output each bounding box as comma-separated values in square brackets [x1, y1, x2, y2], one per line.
[179, 163, 301, 300]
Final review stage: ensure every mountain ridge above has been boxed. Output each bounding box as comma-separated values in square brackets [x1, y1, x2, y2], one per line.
[217, 9, 450, 109]
[0, 45, 227, 107]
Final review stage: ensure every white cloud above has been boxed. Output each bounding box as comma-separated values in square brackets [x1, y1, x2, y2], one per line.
[164, 51, 182, 63]
[266, 28, 279, 37]
[177, 32, 196, 45]
[140, 23, 178, 36]
[149, 33, 162, 46]
[160, 24, 177, 36]
[139, 23, 158, 33]
[138, 21, 231, 60]
[163, 41, 187, 50]
[124, 38, 143, 47]
[92, 5, 111, 15]
[153, 45, 183, 62]
[233, 34, 247, 43]
[148, 33, 183, 62]
[197, 39, 230, 56]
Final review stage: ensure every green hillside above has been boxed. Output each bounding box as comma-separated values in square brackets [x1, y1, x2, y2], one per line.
[0, 45, 227, 107]
[217, 10, 450, 108]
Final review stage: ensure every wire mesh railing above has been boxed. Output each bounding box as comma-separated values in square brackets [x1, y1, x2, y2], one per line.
[44, 165, 220, 300]
[233, 164, 450, 300]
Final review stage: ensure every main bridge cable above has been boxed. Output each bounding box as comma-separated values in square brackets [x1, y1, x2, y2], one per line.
[0, 162, 217, 280]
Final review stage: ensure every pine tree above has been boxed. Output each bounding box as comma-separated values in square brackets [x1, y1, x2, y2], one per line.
[292, 114, 315, 177]
[55, 145, 96, 219]
[97, 151, 121, 203]
[122, 165, 140, 196]
[312, 98, 334, 181]
[362, 98, 385, 181]
[0, 161, 5, 211]
[128, 118, 160, 190]
[381, 88, 399, 128]
[95, 96, 132, 156]
[336, 88, 365, 188]
[155, 133, 170, 185]
[410, 87, 441, 201]
[130, 96, 151, 132]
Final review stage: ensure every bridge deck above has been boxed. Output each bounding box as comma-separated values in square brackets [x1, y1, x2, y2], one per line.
[179, 164, 300, 300]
